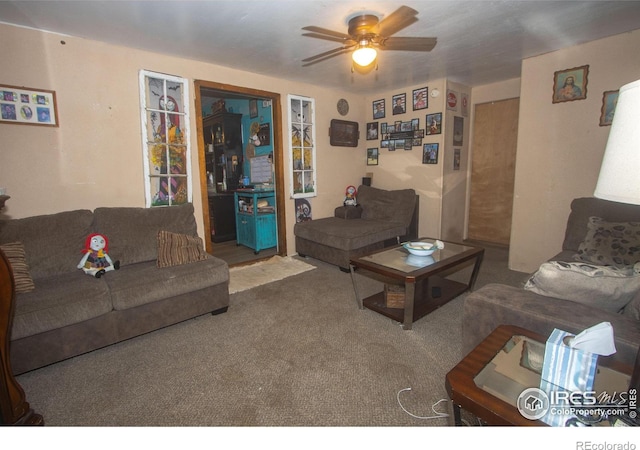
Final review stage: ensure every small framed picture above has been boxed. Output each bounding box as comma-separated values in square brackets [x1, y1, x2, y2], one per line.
[367, 148, 379, 165]
[423, 143, 439, 164]
[553, 65, 589, 103]
[249, 99, 258, 118]
[412, 87, 428, 110]
[366, 122, 378, 140]
[381, 123, 387, 134]
[388, 140, 396, 151]
[0, 84, 58, 126]
[373, 99, 385, 119]
[599, 90, 619, 126]
[411, 118, 419, 130]
[392, 93, 406, 115]
[426, 113, 442, 135]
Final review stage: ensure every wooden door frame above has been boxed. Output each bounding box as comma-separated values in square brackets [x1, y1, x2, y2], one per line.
[193, 80, 286, 257]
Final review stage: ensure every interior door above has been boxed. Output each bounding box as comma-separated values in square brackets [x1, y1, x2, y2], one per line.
[468, 98, 519, 246]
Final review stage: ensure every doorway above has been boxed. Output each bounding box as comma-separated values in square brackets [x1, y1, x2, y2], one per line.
[468, 97, 519, 246]
[194, 80, 287, 266]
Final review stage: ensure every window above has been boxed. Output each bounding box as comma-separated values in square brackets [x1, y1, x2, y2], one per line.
[139, 70, 192, 207]
[288, 94, 316, 198]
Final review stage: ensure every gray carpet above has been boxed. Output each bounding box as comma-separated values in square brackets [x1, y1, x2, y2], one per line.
[16, 242, 530, 426]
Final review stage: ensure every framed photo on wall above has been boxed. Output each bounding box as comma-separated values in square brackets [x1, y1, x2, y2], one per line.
[426, 113, 442, 135]
[412, 87, 428, 111]
[249, 99, 258, 118]
[0, 84, 58, 127]
[392, 93, 406, 115]
[423, 143, 439, 164]
[599, 90, 619, 126]
[553, 65, 589, 103]
[366, 122, 378, 140]
[367, 148, 379, 165]
[373, 99, 385, 119]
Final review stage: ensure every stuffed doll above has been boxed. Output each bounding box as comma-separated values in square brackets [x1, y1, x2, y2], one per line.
[78, 233, 120, 278]
[343, 185, 357, 206]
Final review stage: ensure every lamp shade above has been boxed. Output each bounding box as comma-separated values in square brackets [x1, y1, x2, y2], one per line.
[594, 79, 640, 205]
[352, 47, 377, 67]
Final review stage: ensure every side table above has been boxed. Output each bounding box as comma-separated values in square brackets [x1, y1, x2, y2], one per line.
[445, 325, 632, 426]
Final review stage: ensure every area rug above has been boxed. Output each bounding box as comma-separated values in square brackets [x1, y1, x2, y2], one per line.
[228, 255, 316, 294]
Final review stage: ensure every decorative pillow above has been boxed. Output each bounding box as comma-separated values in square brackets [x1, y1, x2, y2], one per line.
[574, 216, 640, 268]
[524, 260, 640, 313]
[0, 242, 36, 293]
[156, 230, 208, 268]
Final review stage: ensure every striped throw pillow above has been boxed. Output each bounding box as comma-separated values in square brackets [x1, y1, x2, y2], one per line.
[1, 241, 36, 293]
[157, 230, 208, 268]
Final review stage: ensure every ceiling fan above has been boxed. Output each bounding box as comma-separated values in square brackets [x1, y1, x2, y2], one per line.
[301, 5, 437, 68]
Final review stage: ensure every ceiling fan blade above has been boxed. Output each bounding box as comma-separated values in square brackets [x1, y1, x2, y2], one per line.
[376, 5, 419, 37]
[302, 45, 353, 63]
[302, 25, 351, 40]
[380, 36, 437, 52]
[302, 32, 355, 45]
[302, 48, 352, 67]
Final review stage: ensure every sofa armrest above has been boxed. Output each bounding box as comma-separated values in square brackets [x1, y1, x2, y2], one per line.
[462, 283, 640, 366]
[334, 205, 362, 219]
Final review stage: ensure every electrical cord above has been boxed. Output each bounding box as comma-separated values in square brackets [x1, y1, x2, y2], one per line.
[396, 387, 450, 420]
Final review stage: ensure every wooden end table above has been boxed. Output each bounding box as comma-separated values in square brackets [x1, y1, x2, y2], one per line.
[349, 238, 484, 330]
[445, 325, 633, 426]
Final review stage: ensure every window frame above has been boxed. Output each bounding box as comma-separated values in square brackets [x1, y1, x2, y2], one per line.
[139, 69, 192, 207]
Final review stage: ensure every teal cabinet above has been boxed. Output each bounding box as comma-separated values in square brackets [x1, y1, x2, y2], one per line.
[235, 189, 277, 253]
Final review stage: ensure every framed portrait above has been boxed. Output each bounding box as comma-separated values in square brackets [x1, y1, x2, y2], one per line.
[329, 119, 359, 147]
[249, 99, 258, 118]
[373, 99, 385, 119]
[412, 87, 428, 111]
[380, 140, 389, 148]
[426, 113, 442, 135]
[380, 123, 387, 134]
[392, 93, 406, 115]
[599, 90, 619, 126]
[553, 65, 589, 103]
[367, 148, 379, 165]
[0, 84, 58, 127]
[411, 118, 419, 130]
[388, 140, 396, 151]
[423, 143, 439, 164]
[366, 122, 378, 140]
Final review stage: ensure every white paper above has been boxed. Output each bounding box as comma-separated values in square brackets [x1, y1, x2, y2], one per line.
[568, 321, 617, 356]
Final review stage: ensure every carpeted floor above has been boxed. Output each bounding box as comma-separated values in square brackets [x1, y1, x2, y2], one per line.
[16, 242, 530, 427]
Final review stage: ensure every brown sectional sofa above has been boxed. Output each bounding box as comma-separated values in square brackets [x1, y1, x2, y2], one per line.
[462, 197, 640, 366]
[294, 185, 419, 270]
[0, 203, 229, 374]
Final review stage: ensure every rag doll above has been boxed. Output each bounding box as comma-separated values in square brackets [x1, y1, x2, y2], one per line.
[78, 233, 120, 278]
[343, 185, 357, 206]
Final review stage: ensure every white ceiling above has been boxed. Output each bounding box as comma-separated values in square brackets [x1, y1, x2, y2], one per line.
[2, 0, 640, 94]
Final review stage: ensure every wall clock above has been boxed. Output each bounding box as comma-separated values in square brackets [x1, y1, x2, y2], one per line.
[337, 98, 349, 116]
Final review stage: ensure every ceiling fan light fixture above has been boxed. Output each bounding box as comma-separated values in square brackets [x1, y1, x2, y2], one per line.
[352, 45, 377, 67]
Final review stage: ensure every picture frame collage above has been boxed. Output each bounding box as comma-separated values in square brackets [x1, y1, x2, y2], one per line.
[368, 86, 443, 166]
[0, 84, 58, 127]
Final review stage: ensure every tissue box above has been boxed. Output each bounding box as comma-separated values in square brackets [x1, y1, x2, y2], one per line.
[539, 328, 598, 426]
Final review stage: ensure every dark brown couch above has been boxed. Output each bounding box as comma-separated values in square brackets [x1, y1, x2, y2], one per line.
[462, 197, 640, 366]
[0, 203, 229, 374]
[294, 185, 419, 271]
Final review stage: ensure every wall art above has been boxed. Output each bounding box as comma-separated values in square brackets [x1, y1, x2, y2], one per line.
[392, 93, 406, 115]
[367, 148, 379, 165]
[599, 90, 619, 126]
[366, 122, 378, 140]
[426, 113, 442, 135]
[453, 116, 464, 146]
[553, 65, 589, 103]
[412, 87, 428, 111]
[0, 84, 58, 127]
[423, 143, 439, 164]
[373, 99, 385, 119]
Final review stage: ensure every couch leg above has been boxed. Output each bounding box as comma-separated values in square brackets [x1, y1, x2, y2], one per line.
[211, 306, 229, 316]
[339, 266, 351, 273]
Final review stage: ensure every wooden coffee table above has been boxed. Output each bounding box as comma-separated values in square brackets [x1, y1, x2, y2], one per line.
[349, 238, 484, 330]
